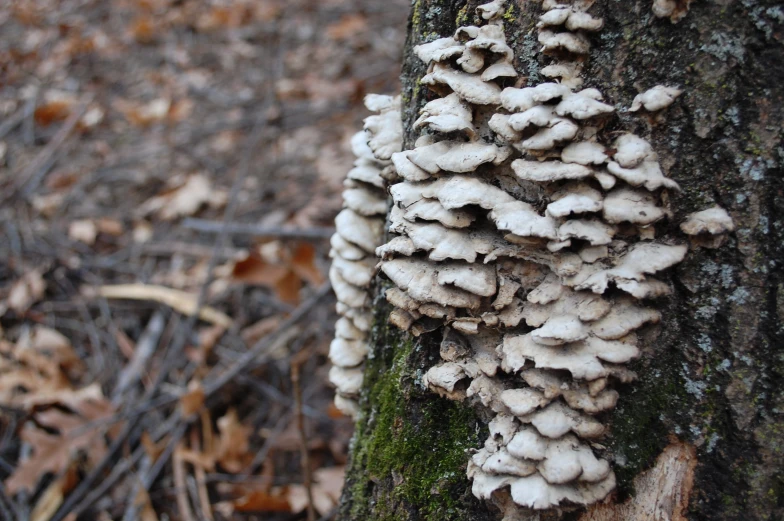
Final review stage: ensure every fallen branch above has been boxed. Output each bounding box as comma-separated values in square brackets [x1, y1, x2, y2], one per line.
[182, 218, 335, 240]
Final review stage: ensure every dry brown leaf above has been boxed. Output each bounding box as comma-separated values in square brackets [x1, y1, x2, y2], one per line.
[5, 395, 114, 494]
[287, 466, 345, 516]
[34, 100, 73, 126]
[115, 98, 170, 126]
[4, 269, 46, 315]
[216, 409, 252, 473]
[167, 98, 194, 122]
[138, 174, 227, 221]
[180, 380, 205, 417]
[233, 490, 292, 513]
[31, 193, 65, 217]
[30, 467, 78, 521]
[93, 284, 232, 327]
[95, 218, 124, 236]
[68, 219, 98, 245]
[0, 326, 82, 407]
[130, 17, 158, 44]
[290, 243, 325, 287]
[231, 242, 323, 305]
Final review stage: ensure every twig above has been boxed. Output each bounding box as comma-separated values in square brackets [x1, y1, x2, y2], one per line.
[14, 95, 92, 197]
[190, 426, 213, 521]
[0, 106, 26, 140]
[173, 443, 197, 521]
[292, 350, 316, 521]
[113, 311, 166, 402]
[122, 421, 188, 521]
[0, 483, 17, 521]
[182, 218, 335, 240]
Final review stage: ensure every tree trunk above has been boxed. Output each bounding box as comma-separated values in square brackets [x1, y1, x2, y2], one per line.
[337, 1, 784, 520]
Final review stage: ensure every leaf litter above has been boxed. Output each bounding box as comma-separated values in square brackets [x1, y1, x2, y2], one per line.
[0, 0, 408, 518]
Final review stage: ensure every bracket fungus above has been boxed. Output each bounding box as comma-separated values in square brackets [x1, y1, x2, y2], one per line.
[680, 206, 735, 248]
[327, 95, 402, 417]
[629, 85, 683, 112]
[327, 0, 725, 516]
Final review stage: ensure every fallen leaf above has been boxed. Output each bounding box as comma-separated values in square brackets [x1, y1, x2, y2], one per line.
[133, 221, 154, 243]
[92, 284, 232, 327]
[130, 17, 157, 44]
[230, 242, 323, 305]
[68, 219, 98, 245]
[233, 490, 291, 513]
[115, 98, 170, 126]
[95, 218, 124, 236]
[4, 269, 46, 315]
[138, 174, 227, 221]
[34, 91, 77, 126]
[31, 193, 65, 217]
[5, 394, 114, 494]
[287, 466, 345, 516]
[180, 380, 205, 417]
[216, 409, 252, 473]
[290, 243, 325, 286]
[30, 467, 78, 521]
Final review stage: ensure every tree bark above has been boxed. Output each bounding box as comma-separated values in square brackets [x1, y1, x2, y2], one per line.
[337, 1, 784, 520]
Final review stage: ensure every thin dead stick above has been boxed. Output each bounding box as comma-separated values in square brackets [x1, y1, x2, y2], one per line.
[0, 106, 26, 140]
[182, 218, 335, 240]
[113, 311, 166, 402]
[292, 350, 316, 521]
[122, 421, 188, 521]
[15, 95, 92, 197]
[190, 426, 214, 521]
[173, 443, 197, 521]
[202, 282, 332, 397]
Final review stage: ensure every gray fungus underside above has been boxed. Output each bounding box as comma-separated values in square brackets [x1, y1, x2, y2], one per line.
[337, 1, 784, 520]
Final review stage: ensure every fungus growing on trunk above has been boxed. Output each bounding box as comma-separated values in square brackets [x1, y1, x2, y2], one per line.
[329, 0, 726, 515]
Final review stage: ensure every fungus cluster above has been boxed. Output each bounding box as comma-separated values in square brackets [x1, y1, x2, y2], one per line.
[328, 0, 731, 514]
[371, 0, 693, 512]
[327, 95, 402, 418]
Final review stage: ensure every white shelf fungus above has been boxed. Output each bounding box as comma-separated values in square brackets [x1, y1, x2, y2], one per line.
[327, 95, 402, 417]
[681, 206, 735, 235]
[629, 85, 683, 112]
[339, 0, 712, 514]
[681, 206, 735, 248]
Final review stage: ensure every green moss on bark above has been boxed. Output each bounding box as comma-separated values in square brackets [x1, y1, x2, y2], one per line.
[339, 304, 491, 521]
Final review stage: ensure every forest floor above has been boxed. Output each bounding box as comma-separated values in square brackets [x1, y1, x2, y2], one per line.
[0, 0, 408, 519]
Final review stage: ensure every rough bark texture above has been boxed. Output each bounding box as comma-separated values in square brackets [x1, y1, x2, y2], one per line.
[337, 1, 784, 520]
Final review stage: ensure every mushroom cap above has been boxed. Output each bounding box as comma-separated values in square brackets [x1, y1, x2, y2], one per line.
[612, 133, 656, 168]
[422, 63, 503, 105]
[629, 85, 682, 112]
[602, 187, 666, 225]
[512, 160, 594, 182]
[680, 206, 735, 235]
[561, 141, 608, 165]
